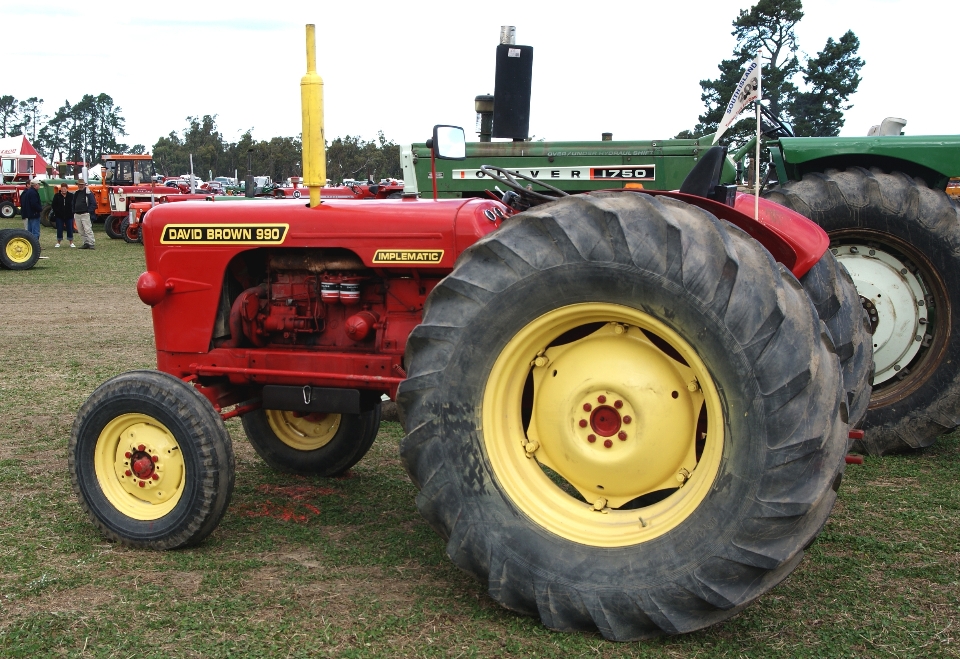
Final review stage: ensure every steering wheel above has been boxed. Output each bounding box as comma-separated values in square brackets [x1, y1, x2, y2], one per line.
[479, 165, 569, 202]
[759, 104, 793, 138]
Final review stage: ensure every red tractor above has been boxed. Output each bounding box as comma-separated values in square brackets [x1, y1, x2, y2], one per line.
[68, 28, 872, 641]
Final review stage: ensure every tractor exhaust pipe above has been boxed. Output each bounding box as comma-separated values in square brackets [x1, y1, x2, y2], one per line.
[301, 24, 325, 208]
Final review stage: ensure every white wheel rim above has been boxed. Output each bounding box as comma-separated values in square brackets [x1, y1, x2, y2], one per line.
[834, 243, 929, 385]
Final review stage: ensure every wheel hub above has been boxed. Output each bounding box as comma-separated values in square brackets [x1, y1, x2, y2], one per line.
[5, 237, 32, 263]
[833, 244, 929, 385]
[111, 424, 183, 503]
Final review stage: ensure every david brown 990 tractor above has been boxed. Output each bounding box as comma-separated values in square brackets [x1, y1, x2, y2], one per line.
[69, 27, 872, 641]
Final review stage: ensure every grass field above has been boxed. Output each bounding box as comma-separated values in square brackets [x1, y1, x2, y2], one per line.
[0, 217, 957, 658]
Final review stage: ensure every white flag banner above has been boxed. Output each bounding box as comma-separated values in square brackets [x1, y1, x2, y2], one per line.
[713, 60, 761, 144]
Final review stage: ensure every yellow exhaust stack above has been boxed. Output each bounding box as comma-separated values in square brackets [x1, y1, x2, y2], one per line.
[301, 24, 325, 207]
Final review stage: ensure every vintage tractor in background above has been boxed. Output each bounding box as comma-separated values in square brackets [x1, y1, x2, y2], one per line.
[68, 26, 873, 641]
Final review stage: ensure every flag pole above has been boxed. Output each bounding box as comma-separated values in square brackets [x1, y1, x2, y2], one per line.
[754, 53, 762, 221]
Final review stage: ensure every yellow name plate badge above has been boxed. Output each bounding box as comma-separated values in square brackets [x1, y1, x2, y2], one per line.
[372, 250, 444, 263]
[161, 224, 289, 244]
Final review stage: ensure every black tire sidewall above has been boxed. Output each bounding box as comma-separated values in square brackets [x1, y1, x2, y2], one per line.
[0, 229, 40, 270]
[431, 260, 778, 589]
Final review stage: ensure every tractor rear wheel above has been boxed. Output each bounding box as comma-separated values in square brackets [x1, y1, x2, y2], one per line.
[69, 370, 235, 549]
[120, 216, 141, 243]
[0, 228, 40, 270]
[241, 403, 382, 476]
[40, 205, 53, 228]
[800, 250, 874, 430]
[397, 192, 848, 640]
[104, 215, 123, 239]
[765, 167, 960, 454]
[0, 201, 16, 218]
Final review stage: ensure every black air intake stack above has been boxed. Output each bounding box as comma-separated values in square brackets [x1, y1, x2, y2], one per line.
[492, 26, 533, 141]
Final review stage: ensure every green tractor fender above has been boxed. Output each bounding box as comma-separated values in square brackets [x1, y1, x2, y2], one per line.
[770, 135, 960, 190]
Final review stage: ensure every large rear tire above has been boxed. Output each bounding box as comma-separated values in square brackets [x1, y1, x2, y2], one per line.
[765, 167, 960, 454]
[0, 228, 40, 270]
[241, 403, 381, 476]
[40, 204, 53, 228]
[799, 250, 874, 430]
[397, 192, 848, 640]
[69, 370, 235, 549]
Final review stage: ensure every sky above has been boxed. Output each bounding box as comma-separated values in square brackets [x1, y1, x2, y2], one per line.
[5, 0, 954, 156]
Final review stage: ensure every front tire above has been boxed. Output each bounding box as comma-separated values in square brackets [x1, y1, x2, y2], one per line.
[398, 192, 848, 640]
[104, 215, 123, 239]
[69, 370, 235, 549]
[0, 201, 16, 219]
[765, 167, 960, 454]
[120, 216, 141, 243]
[241, 403, 381, 476]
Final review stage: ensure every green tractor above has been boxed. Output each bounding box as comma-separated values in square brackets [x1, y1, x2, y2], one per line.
[405, 111, 960, 456]
[757, 114, 960, 456]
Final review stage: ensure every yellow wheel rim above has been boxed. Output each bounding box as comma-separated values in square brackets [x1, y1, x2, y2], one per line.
[5, 236, 33, 263]
[93, 414, 186, 521]
[482, 303, 724, 547]
[265, 410, 341, 451]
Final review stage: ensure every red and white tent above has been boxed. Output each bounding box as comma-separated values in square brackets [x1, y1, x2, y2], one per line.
[0, 135, 50, 178]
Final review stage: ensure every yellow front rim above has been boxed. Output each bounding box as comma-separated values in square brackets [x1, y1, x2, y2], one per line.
[482, 303, 724, 547]
[266, 410, 341, 451]
[5, 237, 32, 263]
[93, 414, 186, 520]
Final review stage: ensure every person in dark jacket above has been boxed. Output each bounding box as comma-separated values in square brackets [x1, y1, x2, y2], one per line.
[51, 184, 75, 247]
[73, 180, 97, 249]
[20, 180, 43, 240]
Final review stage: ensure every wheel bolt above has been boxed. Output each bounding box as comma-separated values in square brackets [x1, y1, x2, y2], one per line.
[152, 455, 159, 463]
[603, 439, 613, 448]
[579, 419, 588, 427]
[587, 434, 596, 443]
[614, 400, 623, 409]
[124, 451, 132, 459]
[125, 470, 132, 477]
[623, 416, 632, 424]
[618, 431, 627, 441]
[138, 481, 145, 488]
[597, 395, 606, 403]
[583, 403, 592, 412]
[152, 474, 159, 481]
[137, 444, 145, 452]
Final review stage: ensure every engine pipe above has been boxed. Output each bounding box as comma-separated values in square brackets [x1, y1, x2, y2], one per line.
[301, 24, 325, 208]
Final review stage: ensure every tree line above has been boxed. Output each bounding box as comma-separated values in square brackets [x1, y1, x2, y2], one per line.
[0, 94, 402, 184]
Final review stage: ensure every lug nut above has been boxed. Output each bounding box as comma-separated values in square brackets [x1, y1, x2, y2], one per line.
[152, 455, 159, 463]
[618, 431, 627, 441]
[597, 395, 606, 403]
[583, 403, 592, 412]
[125, 470, 132, 477]
[579, 419, 588, 428]
[603, 439, 613, 448]
[623, 416, 632, 424]
[587, 434, 596, 443]
[614, 400, 623, 409]
[138, 445, 145, 452]
[138, 481, 145, 488]
[152, 474, 159, 481]
[124, 451, 132, 459]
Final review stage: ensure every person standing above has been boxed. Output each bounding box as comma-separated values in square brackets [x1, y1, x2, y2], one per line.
[74, 180, 97, 249]
[20, 179, 42, 241]
[51, 184, 76, 247]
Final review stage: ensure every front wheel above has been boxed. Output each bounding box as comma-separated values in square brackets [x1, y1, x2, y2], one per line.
[0, 201, 16, 218]
[104, 215, 123, 239]
[398, 192, 848, 640]
[765, 167, 960, 454]
[69, 370, 235, 549]
[120, 216, 141, 243]
[241, 402, 381, 476]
